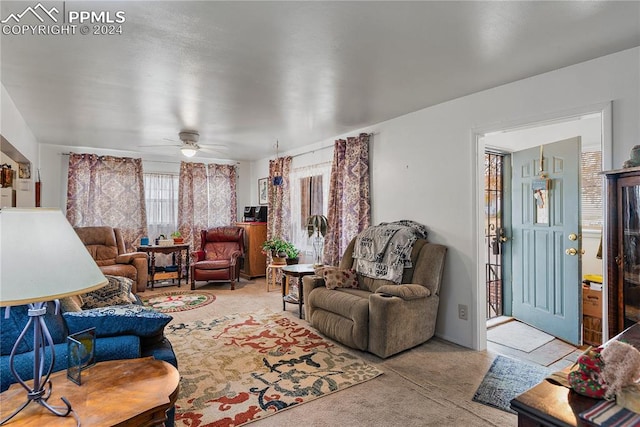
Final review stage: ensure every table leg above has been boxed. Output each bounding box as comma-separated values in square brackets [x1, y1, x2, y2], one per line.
[185, 247, 190, 286]
[150, 252, 156, 290]
[298, 279, 304, 319]
[282, 274, 287, 311]
[176, 250, 182, 287]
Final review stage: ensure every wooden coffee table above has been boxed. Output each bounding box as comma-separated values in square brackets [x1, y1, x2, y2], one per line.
[0, 358, 179, 426]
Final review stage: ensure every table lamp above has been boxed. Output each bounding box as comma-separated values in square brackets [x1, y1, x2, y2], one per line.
[0, 208, 108, 424]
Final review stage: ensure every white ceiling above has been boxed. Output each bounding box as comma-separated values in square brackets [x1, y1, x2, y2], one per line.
[1, 1, 639, 161]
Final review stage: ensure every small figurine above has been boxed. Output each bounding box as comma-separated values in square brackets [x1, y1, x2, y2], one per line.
[623, 145, 640, 168]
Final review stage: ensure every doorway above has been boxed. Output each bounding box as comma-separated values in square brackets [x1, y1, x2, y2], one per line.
[484, 151, 506, 320]
[474, 104, 612, 352]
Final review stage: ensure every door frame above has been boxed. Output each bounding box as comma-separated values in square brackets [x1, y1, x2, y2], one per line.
[471, 102, 613, 351]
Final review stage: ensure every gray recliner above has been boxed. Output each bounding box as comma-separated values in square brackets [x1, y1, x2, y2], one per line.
[303, 236, 447, 358]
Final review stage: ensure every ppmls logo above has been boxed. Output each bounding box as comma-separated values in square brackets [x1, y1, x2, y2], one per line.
[1, 3, 59, 24]
[2, 2, 126, 36]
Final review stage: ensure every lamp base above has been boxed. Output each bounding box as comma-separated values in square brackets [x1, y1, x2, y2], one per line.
[0, 302, 74, 425]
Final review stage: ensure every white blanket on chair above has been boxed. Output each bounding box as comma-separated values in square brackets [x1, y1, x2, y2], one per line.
[352, 220, 428, 284]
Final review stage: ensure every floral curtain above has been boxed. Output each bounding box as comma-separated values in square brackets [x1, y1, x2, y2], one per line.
[207, 163, 237, 227]
[177, 162, 237, 252]
[66, 153, 147, 252]
[267, 156, 292, 241]
[325, 133, 371, 266]
[177, 162, 208, 251]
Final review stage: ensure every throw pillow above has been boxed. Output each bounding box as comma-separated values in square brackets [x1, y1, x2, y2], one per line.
[63, 304, 172, 338]
[315, 266, 359, 290]
[80, 275, 137, 309]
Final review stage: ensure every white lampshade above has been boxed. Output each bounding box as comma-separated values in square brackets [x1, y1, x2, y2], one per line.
[0, 208, 108, 307]
[181, 147, 197, 157]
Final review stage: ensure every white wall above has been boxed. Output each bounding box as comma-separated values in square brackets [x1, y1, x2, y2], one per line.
[1, 84, 39, 207]
[251, 47, 640, 349]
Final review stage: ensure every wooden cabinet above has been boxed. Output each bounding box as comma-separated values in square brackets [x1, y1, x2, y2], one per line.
[237, 222, 267, 279]
[0, 188, 16, 207]
[604, 166, 640, 337]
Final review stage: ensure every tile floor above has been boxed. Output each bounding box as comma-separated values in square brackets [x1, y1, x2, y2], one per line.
[486, 317, 586, 371]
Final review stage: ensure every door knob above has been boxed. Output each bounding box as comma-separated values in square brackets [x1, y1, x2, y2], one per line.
[565, 248, 585, 256]
[568, 233, 578, 241]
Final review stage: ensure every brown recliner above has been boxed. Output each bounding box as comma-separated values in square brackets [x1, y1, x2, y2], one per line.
[191, 227, 244, 290]
[74, 226, 148, 293]
[304, 236, 447, 358]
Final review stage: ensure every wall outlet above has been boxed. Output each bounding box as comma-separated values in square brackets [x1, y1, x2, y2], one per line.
[458, 304, 468, 321]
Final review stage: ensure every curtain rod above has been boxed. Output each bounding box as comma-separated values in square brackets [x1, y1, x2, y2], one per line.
[59, 153, 239, 165]
[291, 132, 375, 159]
[60, 130, 376, 163]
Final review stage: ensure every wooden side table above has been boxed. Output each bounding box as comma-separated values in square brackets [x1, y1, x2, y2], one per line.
[281, 264, 315, 319]
[266, 263, 284, 292]
[137, 244, 190, 289]
[0, 358, 179, 427]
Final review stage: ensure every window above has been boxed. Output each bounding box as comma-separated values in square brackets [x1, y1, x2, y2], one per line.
[300, 175, 324, 224]
[289, 163, 331, 262]
[144, 173, 179, 240]
[581, 150, 603, 230]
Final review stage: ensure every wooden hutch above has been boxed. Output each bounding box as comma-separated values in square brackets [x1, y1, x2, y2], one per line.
[604, 165, 640, 338]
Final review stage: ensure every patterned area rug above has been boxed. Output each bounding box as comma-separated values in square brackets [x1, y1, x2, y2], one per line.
[141, 291, 216, 313]
[165, 310, 383, 426]
[472, 355, 552, 414]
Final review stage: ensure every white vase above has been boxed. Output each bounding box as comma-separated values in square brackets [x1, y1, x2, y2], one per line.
[312, 236, 324, 266]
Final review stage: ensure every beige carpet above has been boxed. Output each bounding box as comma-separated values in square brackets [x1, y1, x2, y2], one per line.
[143, 278, 516, 426]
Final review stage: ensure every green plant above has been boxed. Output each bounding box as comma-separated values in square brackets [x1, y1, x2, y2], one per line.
[307, 215, 328, 238]
[171, 230, 182, 238]
[261, 238, 299, 259]
[282, 241, 300, 259]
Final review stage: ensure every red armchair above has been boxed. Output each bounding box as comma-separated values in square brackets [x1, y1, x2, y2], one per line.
[191, 226, 244, 290]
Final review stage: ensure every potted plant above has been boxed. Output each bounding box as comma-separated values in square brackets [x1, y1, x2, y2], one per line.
[282, 241, 300, 265]
[171, 231, 184, 244]
[262, 238, 298, 265]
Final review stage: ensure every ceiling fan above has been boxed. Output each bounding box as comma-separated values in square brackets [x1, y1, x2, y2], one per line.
[139, 130, 228, 157]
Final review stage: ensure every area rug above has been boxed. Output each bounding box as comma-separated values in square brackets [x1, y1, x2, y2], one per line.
[472, 355, 553, 414]
[141, 291, 216, 313]
[487, 320, 554, 352]
[165, 310, 383, 426]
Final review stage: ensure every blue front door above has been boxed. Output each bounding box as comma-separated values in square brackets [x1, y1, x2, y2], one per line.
[511, 137, 582, 345]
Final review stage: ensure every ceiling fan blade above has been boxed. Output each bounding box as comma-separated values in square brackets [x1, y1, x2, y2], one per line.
[199, 144, 229, 151]
[138, 143, 181, 148]
[199, 147, 227, 154]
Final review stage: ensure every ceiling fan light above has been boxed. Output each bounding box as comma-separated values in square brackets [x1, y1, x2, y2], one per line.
[181, 147, 197, 157]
